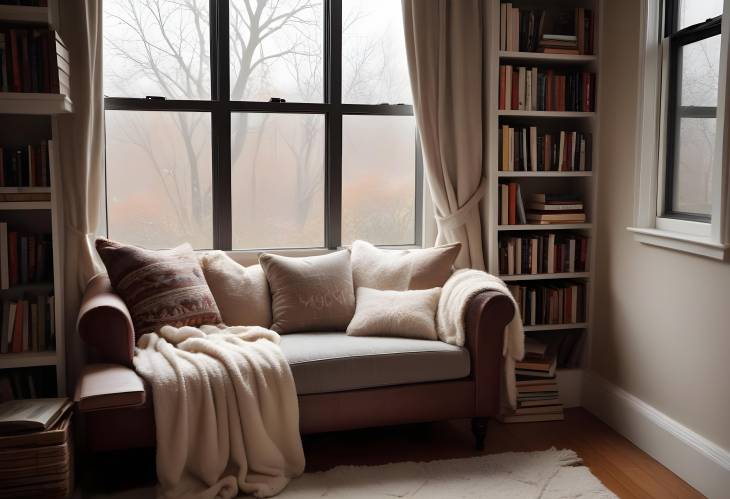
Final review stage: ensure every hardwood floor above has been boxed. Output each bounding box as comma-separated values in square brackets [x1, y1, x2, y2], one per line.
[302, 408, 703, 499]
[81, 408, 703, 498]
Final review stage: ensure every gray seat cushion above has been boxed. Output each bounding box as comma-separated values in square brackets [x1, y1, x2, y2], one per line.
[278, 332, 471, 395]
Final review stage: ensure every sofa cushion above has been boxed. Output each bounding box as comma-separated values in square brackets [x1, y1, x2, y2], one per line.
[95, 238, 221, 338]
[199, 251, 272, 328]
[350, 240, 461, 291]
[260, 250, 356, 334]
[347, 287, 441, 340]
[279, 332, 470, 395]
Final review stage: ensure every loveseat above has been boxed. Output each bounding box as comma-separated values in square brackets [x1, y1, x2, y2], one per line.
[74, 252, 515, 453]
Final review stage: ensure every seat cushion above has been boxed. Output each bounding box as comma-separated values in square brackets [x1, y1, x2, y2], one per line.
[279, 332, 470, 395]
[74, 363, 146, 413]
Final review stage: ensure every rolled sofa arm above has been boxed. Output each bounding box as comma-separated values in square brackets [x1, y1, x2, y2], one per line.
[77, 274, 135, 367]
[464, 290, 515, 416]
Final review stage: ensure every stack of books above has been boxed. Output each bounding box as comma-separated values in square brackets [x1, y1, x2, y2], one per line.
[0, 398, 73, 499]
[527, 193, 585, 225]
[0, 223, 53, 289]
[507, 281, 587, 326]
[499, 4, 594, 55]
[0, 27, 69, 94]
[501, 338, 564, 423]
[498, 65, 596, 112]
[499, 232, 589, 276]
[0, 141, 52, 197]
[499, 126, 592, 172]
[0, 294, 56, 355]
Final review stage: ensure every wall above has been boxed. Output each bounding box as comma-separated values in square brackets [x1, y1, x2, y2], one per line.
[592, 0, 730, 455]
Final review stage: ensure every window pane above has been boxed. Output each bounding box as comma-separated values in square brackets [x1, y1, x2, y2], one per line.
[231, 113, 325, 249]
[342, 115, 416, 245]
[229, 0, 323, 102]
[673, 117, 715, 215]
[678, 0, 723, 30]
[680, 35, 721, 107]
[342, 0, 413, 105]
[103, 0, 210, 99]
[105, 111, 213, 249]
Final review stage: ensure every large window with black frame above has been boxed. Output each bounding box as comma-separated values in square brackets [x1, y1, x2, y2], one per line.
[103, 0, 421, 251]
[662, 0, 723, 221]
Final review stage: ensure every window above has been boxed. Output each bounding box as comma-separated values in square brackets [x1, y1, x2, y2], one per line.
[630, 0, 730, 259]
[662, 1, 722, 221]
[103, 0, 420, 250]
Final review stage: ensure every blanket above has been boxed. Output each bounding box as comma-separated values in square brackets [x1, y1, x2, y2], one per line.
[436, 269, 524, 409]
[134, 324, 305, 499]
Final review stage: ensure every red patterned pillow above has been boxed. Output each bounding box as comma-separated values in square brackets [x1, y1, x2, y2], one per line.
[95, 238, 222, 339]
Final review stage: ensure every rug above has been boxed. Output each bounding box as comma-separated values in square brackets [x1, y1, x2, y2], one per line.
[91, 448, 616, 498]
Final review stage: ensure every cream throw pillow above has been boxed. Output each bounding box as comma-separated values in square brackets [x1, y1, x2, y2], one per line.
[259, 250, 356, 333]
[346, 287, 441, 340]
[198, 251, 272, 328]
[350, 240, 461, 291]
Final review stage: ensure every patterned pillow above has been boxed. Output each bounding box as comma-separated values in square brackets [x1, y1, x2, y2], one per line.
[95, 238, 221, 339]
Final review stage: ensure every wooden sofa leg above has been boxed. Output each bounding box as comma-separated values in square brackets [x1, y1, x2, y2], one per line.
[471, 417, 487, 451]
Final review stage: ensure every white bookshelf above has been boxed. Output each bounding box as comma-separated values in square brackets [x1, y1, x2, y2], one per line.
[485, 0, 603, 396]
[0, 1, 69, 397]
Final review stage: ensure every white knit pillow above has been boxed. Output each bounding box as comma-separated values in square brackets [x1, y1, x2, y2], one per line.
[346, 287, 441, 340]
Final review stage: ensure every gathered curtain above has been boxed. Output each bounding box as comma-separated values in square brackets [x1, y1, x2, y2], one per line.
[402, 0, 487, 270]
[56, 0, 105, 390]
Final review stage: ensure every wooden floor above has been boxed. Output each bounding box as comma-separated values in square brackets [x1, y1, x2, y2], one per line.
[302, 408, 703, 499]
[82, 408, 703, 498]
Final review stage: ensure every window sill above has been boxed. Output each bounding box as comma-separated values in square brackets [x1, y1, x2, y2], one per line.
[627, 227, 729, 260]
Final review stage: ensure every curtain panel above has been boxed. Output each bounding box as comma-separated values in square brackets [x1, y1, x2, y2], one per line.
[402, 0, 487, 270]
[56, 0, 105, 390]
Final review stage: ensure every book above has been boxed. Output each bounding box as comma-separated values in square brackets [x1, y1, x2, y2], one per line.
[0, 410, 70, 449]
[528, 202, 584, 211]
[0, 398, 71, 435]
[0, 222, 7, 290]
[526, 212, 586, 223]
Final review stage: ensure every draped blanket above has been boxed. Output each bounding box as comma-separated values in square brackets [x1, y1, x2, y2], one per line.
[134, 324, 305, 499]
[437, 269, 524, 409]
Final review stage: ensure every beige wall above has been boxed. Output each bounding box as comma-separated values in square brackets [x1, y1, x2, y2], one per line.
[593, 0, 730, 450]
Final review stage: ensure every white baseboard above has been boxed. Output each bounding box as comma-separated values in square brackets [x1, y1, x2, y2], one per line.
[582, 371, 730, 499]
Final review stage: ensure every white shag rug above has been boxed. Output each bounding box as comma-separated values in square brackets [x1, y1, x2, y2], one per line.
[278, 448, 616, 499]
[91, 448, 617, 499]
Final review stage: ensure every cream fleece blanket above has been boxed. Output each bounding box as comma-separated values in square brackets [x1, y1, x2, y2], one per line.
[436, 269, 524, 409]
[134, 324, 305, 499]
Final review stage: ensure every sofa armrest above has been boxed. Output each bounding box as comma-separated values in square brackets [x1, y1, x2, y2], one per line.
[77, 274, 135, 367]
[464, 290, 515, 416]
[74, 363, 146, 413]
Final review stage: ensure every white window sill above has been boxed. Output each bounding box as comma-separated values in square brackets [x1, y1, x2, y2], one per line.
[627, 227, 729, 260]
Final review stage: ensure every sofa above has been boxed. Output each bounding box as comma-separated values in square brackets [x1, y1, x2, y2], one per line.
[74, 256, 515, 453]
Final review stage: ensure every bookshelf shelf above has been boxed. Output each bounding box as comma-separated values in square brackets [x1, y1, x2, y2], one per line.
[0, 5, 54, 26]
[0, 92, 73, 115]
[500, 272, 590, 282]
[0, 187, 52, 194]
[498, 50, 597, 63]
[497, 171, 592, 178]
[0, 351, 57, 369]
[0, 201, 52, 211]
[498, 110, 595, 118]
[523, 323, 588, 332]
[497, 223, 592, 231]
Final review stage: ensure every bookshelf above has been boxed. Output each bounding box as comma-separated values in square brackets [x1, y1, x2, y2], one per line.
[0, 0, 70, 399]
[486, 0, 602, 409]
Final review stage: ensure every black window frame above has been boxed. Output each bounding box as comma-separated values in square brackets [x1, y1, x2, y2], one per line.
[103, 0, 422, 251]
[663, 2, 721, 222]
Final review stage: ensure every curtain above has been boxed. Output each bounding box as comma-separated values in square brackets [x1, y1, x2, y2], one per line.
[56, 0, 105, 391]
[402, 0, 487, 270]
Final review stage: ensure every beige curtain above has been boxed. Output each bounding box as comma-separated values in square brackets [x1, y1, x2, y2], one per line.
[56, 0, 105, 391]
[402, 0, 487, 270]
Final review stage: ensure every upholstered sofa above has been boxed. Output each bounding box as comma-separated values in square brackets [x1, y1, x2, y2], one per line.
[74, 257, 515, 453]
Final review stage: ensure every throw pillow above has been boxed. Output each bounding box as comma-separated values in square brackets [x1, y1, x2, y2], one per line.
[350, 240, 461, 291]
[259, 250, 356, 334]
[95, 238, 221, 338]
[346, 287, 441, 340]
[198, 251, 272, 328]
